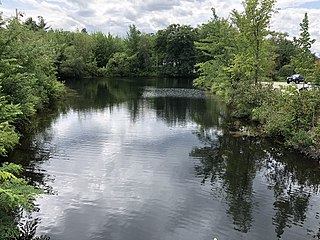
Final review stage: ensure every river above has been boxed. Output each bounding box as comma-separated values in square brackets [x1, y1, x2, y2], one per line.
[9, 77, 320, 240]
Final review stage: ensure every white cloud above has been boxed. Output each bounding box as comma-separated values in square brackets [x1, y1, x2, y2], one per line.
[1, 0, 320, 52]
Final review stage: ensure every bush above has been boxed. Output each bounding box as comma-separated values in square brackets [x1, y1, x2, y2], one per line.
[230, 82, 274, 119]
[253, 85, 320, 150]
[0, 163, 42, 239]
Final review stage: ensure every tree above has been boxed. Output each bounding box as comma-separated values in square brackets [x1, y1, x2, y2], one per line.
[58, 31, 97, 77]
[124, 25, 153, 74]
[106, 52, 131, 76]
[0, 94, 21, 156]
[230, 0, 277, 84]
[268, 32, 297, 79]
[92, 32, 124, 68]
[24, 16, 50, 31]
[0, 15, 63, 238]
[155, 24, 198, 76]
[194, 9, 237, 99]
[0, 19, 64, 117]
[125, 25, 141, 56]
[196, 8, 236, 66]
[290, 13, 316, 81]
[136, 34, 153, 73]
[105, 25, 154, 76]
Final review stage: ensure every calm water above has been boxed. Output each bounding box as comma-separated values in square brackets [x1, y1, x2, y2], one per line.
[9, 78, 320, 240]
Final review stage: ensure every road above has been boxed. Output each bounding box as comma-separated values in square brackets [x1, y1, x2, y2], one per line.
[270, 82, 310, 90]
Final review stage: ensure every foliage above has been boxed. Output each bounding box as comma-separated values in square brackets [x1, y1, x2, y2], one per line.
[0, 94, 21, 156]
[229, 0, 277, 84]
[268, 32, 297, 79]
[24, 16, 50, 31]
[92, 32, 124, 68]
[121, 25, 153, 75]
[230, 83, 274, 118]
[155, 24, 198, 76]
[194, 9, 237, 100]
[253, 87, 320, 149]
[0, 20, 64, 118]
[0, 16, 62, 236]
[194, 60, 232, 100]
[290, 13, 316, 82]
[192, 1, 320, 157]
[106, 52, 131, 76]
[0, 163, 42, 239]
[57, 30, 97, 78]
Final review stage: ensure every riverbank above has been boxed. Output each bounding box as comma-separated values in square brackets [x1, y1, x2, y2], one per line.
[227, 82, 320, 160]
[0, 19, 66, 239]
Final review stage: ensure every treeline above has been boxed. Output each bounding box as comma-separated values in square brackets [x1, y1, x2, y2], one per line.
[46, 23, 198, 78]
[35, 19, 308, 80]
[2, 6, 313, 83]
[12, 8, 314, 82]
[194, 0, 320, 158]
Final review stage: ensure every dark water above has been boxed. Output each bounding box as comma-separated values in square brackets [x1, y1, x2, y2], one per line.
[9, 78, 320, 240]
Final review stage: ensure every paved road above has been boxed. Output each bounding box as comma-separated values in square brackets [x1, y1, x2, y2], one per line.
[271, 82, 310, 90]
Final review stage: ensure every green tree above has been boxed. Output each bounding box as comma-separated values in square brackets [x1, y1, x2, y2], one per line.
[268, 32, 297, 79]
[92, 32, 124, 68]
[24, 16, 50, 31]
[155, 24, 198, 76]
[106, 52, 131, 76]
[125, 25, 153, 74]
[58, 30, 97, 77]
[125, 25, 141, 56]
[105, 25, 154, 76]
[230, 0, 277, 84]
[194, 9, 237, 100]
[290, 13, 316, 81]
[0, 19, 64, 118]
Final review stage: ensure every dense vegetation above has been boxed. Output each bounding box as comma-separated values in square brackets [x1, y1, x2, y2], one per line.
[0, 16, 63, 239]
[194, 0, 320, 158]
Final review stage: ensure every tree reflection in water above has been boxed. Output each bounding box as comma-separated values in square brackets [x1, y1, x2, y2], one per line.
[191, 127, 320, 238]
[5, 77, 320, 239]
[191, 130, 264, 233]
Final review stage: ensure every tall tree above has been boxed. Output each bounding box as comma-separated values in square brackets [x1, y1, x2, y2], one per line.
[194, 9, 237, 97]
[93, 32, 124, 68]
[290, 13, 316, 80]
[268, 32, 297, 79]
[58, 30, 97, 77]
[106, 25, 153, 76]
[125, 25, 153, 73]
[125, 25, 141, 56]
[230, 0, 277, 84]
[24, 16, 50, 31]
[155, 24, 198, 76]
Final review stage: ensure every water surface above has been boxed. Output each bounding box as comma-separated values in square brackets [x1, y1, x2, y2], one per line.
[10, 78, 320, 240]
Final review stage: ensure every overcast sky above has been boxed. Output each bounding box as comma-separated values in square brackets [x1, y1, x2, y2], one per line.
[1, 0, 320, 52]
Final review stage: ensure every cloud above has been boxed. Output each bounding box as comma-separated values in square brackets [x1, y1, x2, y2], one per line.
[75, 9, 96, 18]
[140, 0, 181, 11]
[1, 0, 320, 52]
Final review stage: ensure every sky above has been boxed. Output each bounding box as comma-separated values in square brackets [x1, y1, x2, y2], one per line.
[1, 0, 320, 53]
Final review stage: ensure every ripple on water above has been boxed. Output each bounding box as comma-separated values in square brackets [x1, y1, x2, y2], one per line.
[21, 78, 320, 240]
[142, 87, 206, 98]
